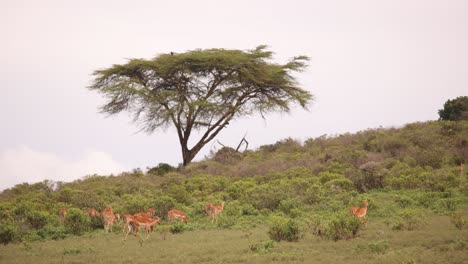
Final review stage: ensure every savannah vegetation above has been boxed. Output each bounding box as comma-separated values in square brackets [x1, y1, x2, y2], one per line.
[1, 117, 467, 263]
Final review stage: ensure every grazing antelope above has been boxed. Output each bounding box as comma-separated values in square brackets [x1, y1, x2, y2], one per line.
[168, 209, 189, 224]
[350, 200, 369, 225]
[59, 208, 67, 223]
[86, 208, 100, 217]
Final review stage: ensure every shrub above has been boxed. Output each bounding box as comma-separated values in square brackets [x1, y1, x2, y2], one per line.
[0, 222, 18, 245]
[396, 196, 413, 208]
[64, 208, 90, 235]
[147, 163, 176, 176]
[325, 214, 363, 241]
[432, 198, 458, 213]
[37, 224, 67, 240]
[170, 221, 186, 234]
[249, 239, 275, 254]
[303, 185, 324, 205]
[268, 216, 302, 242]
[25, 210, 49, 230]
[391, 209, 426, 231]
[450, 211, 467, 230]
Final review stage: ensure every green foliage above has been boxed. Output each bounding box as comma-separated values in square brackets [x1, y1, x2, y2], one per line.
[438, 96, 468, 121]
[355, 240, 389, 255]
[450, 211, 467, 230]
[268, 216, 302, 242]
[0, 222, 18, 245]
[170, 221, 187, 234]
[64, 208, 90, 236]
[249, 239, 276, 254]
[324, 214, 363, 241]
[391, 209, 426, 231]
[147, 163, 176, 176]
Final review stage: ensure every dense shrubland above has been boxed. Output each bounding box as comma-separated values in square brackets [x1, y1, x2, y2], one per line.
[1, 121, 467, 245]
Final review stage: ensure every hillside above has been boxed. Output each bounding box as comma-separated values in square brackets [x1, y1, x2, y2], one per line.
[0, 120, 467, 262]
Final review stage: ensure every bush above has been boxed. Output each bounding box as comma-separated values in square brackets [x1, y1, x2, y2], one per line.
[249, 239, 275, 254]
[170, 221, 186, 234]
[64, 208, 90, 235]
[0, 222, 18, 245]
[432, 198, 458, 213]
[268, 216, 302, 242]
[37, 224, 67, 240]
[391, 209, 425, 231]
[325, 214, 363, 241]
[396, 196, 413, 208]
[450, 211, 467, 230]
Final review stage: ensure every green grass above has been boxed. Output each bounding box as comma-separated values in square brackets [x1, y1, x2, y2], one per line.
[1, 214, 467, 264]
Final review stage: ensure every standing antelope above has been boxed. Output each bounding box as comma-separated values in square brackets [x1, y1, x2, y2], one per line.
[102, 207, 116, 233]
[168, 209, 189, 224]
[350, 200, 369, 225]
[59, 208, 67, 223]
[206, 201, 225, 224]
[125, 215, 161, 241]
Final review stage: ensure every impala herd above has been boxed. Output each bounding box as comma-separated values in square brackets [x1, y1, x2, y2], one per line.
[58, 200, 227, 241]
[59, 199, 369, 241]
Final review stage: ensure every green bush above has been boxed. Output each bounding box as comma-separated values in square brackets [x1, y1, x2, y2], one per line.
[64, 208, 90, 236]
[170, 221, 186, 234]
[325, 214, 363, 241]
[268, 216, 302, 242]
[432, 198, 458, 213]
[37, 224, 67, 240]
[391, 209, 426, 231]
[0, 222, 18, 245]
[396, 196, 413, 208]
[450, 211, 466, 230]
[249, 239, 276, 254]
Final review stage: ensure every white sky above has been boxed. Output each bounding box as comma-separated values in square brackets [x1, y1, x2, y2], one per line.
[1, 0, 467, 190]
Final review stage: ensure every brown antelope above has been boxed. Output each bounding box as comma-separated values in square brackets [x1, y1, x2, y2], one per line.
[86, 208, 100, 217]
[168, 209, 189, 224]
[205, 202, 214, 216]
[102, 207, 116, 233]
[206, 201, 225, 223]
[350, 200, 369, 225]
[122, 214, 134, 234]
[147, 208, 156, 216]
[59, 208, 67, 223]
[125, 215, 161, 241]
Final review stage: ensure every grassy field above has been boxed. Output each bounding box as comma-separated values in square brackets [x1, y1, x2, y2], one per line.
[1, 214, 467, 264]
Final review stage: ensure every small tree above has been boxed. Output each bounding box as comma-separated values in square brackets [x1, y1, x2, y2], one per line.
[89, 46, 313, 165]
[438, 96, 468, 121]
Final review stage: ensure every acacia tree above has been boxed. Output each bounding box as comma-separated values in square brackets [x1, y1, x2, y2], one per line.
[89, 46, 313, 165]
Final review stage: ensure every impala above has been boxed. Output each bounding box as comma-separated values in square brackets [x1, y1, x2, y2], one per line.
[207, 201, 225, 223]
[350, 199, 369, 225]
[122, 214, 134, 234]
[147, 208, 156, 216]
[102, 207, 116, 233]
[59, 208, 67, 223]
[125, 215, 161, 241]
[205, 202, 214, 216]
[168, 209, 188, 224]
[86, 208, 100, 217]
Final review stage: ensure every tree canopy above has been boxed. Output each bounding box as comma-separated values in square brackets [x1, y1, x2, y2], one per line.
[438, 96, 468, 121]
[89, 46, 313, 165]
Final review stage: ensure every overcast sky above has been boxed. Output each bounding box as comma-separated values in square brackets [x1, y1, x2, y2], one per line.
[1, 0, 467, 190]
